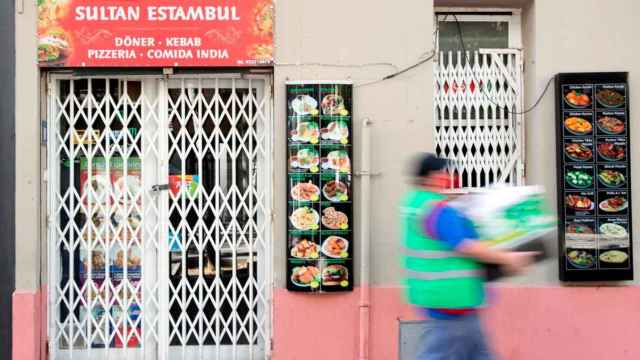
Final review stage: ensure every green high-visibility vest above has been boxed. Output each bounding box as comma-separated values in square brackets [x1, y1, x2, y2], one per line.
[401, 189, 485, 309]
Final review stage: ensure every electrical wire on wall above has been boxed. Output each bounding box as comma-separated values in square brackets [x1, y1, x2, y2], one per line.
[275, 14, 554, 114]
[450, 14, 554, 115]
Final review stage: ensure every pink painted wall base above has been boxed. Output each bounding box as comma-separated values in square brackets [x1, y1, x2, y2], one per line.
[273, 286, 640, 360]
[13, 289, 43, 360]
[13, 286, 640, 359]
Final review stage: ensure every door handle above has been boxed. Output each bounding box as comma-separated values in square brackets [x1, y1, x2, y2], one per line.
[151, 184, 170, 192]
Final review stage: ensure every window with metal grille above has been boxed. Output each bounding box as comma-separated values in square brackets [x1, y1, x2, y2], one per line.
[434, 12, 524, 190]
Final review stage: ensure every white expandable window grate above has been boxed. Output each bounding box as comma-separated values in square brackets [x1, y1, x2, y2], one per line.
[47, 75, 272, 360]
[433, 49, 524, 189]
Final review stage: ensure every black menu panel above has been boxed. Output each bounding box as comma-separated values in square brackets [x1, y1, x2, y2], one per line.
[286, 81, 354, 292]
[556, 72, 633, 281]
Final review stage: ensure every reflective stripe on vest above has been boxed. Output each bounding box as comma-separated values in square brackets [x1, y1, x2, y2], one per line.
[404, 248, 458, 259]
[405, 269, 484, 280]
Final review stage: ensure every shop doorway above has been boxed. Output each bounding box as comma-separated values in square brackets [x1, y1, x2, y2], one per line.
[46, 73, 273, 360]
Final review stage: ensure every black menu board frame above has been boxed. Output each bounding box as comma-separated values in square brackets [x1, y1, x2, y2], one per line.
[285, 81, 354, 292]
[556, 72, 633, 281]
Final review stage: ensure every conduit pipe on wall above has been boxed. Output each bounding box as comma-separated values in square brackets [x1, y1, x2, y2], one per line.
[358, 118, 373, 360]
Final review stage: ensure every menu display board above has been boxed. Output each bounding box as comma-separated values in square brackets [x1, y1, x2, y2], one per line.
[556, 72, 633, 281]
[286, 81, 354, 292]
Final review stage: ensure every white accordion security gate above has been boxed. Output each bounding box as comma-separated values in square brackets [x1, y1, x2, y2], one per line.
[433, 48, 524, 189]
[47, 74, 273, 360]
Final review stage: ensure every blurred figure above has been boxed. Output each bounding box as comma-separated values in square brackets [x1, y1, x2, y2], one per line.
[400, 153, 533, 360]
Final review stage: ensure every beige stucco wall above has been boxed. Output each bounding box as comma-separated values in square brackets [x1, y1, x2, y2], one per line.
[15, 0, 41, 291]
[512, 0, 640, 284]
[14, 0, 640, 291]
[273, 0, 436, 287]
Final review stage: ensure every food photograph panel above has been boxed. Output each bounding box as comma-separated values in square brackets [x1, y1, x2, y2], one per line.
[595, 84, 626, 109]
[286, 81, 354, 292]
[565, 248, 597, 270]
[596, 110, 626, 136]
[597, 163, 627, 189]
[564, 164, 594, 189]
[597, 190, 628, 216]
[563, 84, 593, 110]
[287, 84, 319, 117]
[563, 111, 593, 137]
[320, 172, 351, 203]
[289, 173, 321, 203]
[564, 138, 594, 163]
[288, 144, 321, 174]
[556, 72, 632, 281]
[320, 145, 352, 174]
[289, 234, 321, 260]
[320, 259, 353, 292]
[288, 259, 322, 292]
[596, 137, 626, 163]
[564, 191, 596, 217]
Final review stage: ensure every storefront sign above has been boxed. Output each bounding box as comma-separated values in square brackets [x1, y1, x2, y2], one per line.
[556, 72, 633, 281]
[37, 0, 273, 67]
[286, 81, 354, 292]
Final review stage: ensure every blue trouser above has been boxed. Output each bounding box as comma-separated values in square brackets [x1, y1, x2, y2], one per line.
[417, 313, 494, 360]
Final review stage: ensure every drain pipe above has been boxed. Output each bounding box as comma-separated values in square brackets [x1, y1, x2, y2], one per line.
[358, 117, 373, 360]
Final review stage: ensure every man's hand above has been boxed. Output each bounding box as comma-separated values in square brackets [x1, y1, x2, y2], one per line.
[456, 241, 538, 274]
[501, 252, 537, 275]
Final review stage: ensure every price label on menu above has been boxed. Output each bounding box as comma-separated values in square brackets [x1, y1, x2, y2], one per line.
[286, 81, 354, 292]
[556, 72, 633, 281]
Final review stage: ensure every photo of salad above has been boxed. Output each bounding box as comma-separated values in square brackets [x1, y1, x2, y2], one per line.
[291, 266, 320, 287]
[289, 148, 320, 171]
[598, 169, 625, 187]
[596, 89, 625, 108]
[567, 250, 595, 268]
[565, 90, 591, 108]
[321, 120, 350, 141]
[565, 170, 592, 188]
[290, 121, 320, 143]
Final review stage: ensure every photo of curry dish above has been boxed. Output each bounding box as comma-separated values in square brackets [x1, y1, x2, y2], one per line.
[564, 117, 592, 135]
[597, 143, 624, 161]
[599, 250, 628, 264]
[565, 90, 591, 107]
[597, 116, 625, 134]
[596, 89, 625, 108]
